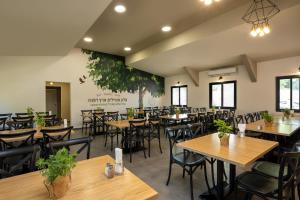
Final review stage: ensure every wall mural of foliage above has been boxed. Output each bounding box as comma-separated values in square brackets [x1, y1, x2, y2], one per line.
[82, 49, 165, 107]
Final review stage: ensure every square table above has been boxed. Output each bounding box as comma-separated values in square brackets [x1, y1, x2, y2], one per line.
[177, 133, 278, 199]
[0, 155, 158, 200]
[246, 119, 300, 137]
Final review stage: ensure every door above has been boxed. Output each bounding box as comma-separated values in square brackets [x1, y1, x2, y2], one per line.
[46, 87, 61, 118]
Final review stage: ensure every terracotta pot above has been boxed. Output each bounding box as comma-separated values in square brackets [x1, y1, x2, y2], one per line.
[44, 175, 71, 199]
[128, 116, 134, 120]
[264, 120, 273, 127]
[220, 134, 230, 146]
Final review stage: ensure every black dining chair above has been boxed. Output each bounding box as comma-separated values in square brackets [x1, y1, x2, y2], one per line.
[0, 145, 40, 179]
[81, 110, 93, 134]
[12, 116, 34, 129]
[235, 151, 300, 200]
[146, 119, 162, 157]
[244, 113, 262, 138]
[46, 136, 94, 160]
[41, 126, 73, 157]
[166, 125, 210, 200]
[104, 112, 120, 151]
[128, 119, 147, 163]
[0, 130, 36, 151]
[0, 117, 7, 131]
[92, 112, 105, 135]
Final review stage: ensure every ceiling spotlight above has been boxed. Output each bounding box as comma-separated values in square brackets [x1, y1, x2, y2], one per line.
[200, 0, 220, 6]
[114, 4, 126, 13]
[219, 76, 223, 80]
[49, 82, 54, 85]
[83, 37, 93, 43]
[161, 25, 172, 32]
[124, 47, 132, 52]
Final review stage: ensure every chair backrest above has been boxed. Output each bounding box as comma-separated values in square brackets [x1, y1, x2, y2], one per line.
[244, 113, 254, 124]
[12, 116, 34, 129]
[0, 130, 36, 150]
[93, 109, 104, 113]
[187, 123, 203, 137]
[46, 136, 94, 160]
[81, 110, 92, 121]
[0, 145, 40, 179]
[129, 119, 146, 136]
[0, 117, 7, 131]
[235, 115, 244, 124]
[277, 151, 300, 199]
[15, 113, 30, 117]
[199, 107, 207, 113]
[43, 115, 56, 127]
[166, 125, 191, 159]
[0, 113, 12, 120]
[36, 112, 50, 116]
[41, 126, 73, 143]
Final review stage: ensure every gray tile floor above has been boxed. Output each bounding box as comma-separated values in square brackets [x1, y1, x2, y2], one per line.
[71, 129, 278, 200]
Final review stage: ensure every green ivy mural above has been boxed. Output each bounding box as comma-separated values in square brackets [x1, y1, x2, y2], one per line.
[82, 49, 165, 107]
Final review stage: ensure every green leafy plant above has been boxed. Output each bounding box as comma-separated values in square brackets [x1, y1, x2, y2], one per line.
[175, 107, 181, 114]
[127, 108, 135, 118]
[262, 112, 273, 123]
[214, 119, 233, 138]
[211, 106, 216, 112]
[283, 109, 291, 116]
[36, 148, 77, 183]
[35, 113, 45, 127]
[27, 107, 34, 116]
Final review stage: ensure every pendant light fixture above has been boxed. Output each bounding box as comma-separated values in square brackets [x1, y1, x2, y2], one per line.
[242, 0, 280, 38]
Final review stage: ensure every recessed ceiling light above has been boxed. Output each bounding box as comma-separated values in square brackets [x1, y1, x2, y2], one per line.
[161, 25, 172, 32]
[83, 37, 93, 43]
[49, 82, 54, 85]
[124, 47, 132, 51]
[114, 4, 126, 13]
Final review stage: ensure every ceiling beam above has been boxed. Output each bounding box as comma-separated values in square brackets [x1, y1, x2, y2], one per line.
[241, 54, 257, 82]
[183, 67, 199, 86]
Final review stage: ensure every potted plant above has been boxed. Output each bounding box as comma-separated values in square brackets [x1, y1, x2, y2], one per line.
[35, 113, 45, 131]
[211, 106, 216, 113]
[127, 108, 135, 120]
[214, 119, 233, 146]
[283, 109, 291, 119]
[36, 148, 76, 199]
[175, 107, 180, 119]
[27, 107, 34, 116]
[262, 112, 273, 127]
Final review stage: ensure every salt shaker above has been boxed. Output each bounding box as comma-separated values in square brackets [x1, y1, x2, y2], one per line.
[105, 163, 115, 179]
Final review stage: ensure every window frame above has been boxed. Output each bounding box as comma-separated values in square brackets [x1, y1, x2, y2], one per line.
[171, 85, 188, 106]
[209, 80, 237, 109]
[276, 75, 300, 112]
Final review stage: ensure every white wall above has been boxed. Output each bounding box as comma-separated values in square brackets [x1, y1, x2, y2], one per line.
[0, 48, 162, 127]
[163, 56, 300, 115]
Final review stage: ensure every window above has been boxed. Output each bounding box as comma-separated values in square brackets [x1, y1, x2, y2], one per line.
[171, 85, 188, 106]
[209, 81, 237, 109]
[276, 76, 300, 112]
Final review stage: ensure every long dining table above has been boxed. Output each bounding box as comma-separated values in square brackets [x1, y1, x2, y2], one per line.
[0, 155, 158, 200]
[177, 133, 278, 199]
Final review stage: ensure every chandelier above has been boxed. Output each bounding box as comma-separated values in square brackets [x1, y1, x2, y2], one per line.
[200, 0, 221, 6]
[242, 0, 280, 37]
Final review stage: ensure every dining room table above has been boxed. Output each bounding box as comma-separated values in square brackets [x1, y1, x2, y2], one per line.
[246, 116, 300, 137]
[0, 155, 158, 200]
[105, 119, 159, 153]
[177, 133, 278, 199]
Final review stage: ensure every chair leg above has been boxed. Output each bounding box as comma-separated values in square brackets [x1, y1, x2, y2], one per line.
[104, 133, 108, 147]
[189, 168, 194, 200]
[110, 135, 113, 151]
[142, 137, 147, 159]
[158, 133, 163, 154]
[182, 167, 185, 178]
[166, 160, 172, 185]
[129, 139, 132, 163]
[148, 136, 151, 158]
[203, 162, 211, 194]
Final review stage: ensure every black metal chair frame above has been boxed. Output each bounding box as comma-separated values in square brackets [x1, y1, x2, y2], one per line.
[46, 136, 94, 160]
[104, 113, 120, 151]
[146, 120, 163, 157]
[0, 130, 36, 150]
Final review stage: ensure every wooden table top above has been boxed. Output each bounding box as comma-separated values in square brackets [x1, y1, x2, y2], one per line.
[177, 133, 278, 168]
[272, 116, 300, 126]
[246, 119, 300, 136]
[105, 120, 159, 129]
[160, 114, 189, 120]
[0, 155, 157, 200]
[0, 126, 74, 142]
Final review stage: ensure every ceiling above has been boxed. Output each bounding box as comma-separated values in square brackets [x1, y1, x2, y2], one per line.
[127, 0, 300, 76]
[77, 0, 249, 56]
[0, 0, 111, 56]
